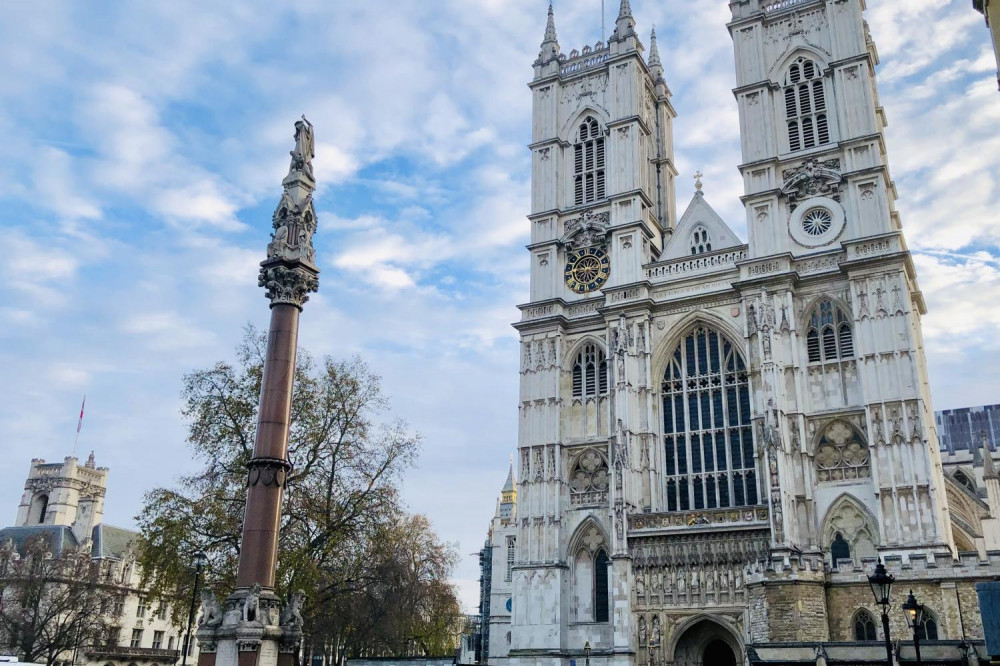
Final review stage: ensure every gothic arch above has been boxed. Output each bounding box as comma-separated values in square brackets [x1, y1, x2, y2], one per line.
[664, 614, 743, 664]
[567, 515, 610, 558]
[820, 493, 879, 565]
[559, 106, 611, 144]
[563, 335, 608, 371]
[767, 44, 832, 83]
[650, 311, 746, 382]
[798, 292, 854, 331]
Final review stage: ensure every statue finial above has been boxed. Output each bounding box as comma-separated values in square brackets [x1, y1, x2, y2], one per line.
[287, 116, 315, 182]
[694, 171, 704, 193]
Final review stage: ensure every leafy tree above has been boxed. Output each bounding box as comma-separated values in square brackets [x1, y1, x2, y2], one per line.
[137, 326, 460, 658]
[310, 514, 463, 665]
[0, 537, 125, 666]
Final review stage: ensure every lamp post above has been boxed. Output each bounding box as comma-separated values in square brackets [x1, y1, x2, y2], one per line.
[868, 559, 895, 666]
[903, 590, 925, 666]
[584, 640, 591, 666]
[182, 550, 208, 666]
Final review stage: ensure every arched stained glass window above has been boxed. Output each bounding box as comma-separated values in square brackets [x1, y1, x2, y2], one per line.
[662, 327, 759, 512]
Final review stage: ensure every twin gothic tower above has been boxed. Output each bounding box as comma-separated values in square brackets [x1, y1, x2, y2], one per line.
[503, 1, 993, 665]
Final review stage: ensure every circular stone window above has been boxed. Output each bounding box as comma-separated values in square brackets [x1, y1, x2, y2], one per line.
[802, 208, 833, 236]
[788, 197, 846, 248]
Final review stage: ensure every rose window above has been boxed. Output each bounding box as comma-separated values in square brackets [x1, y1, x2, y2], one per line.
[802, 208, 833, 236]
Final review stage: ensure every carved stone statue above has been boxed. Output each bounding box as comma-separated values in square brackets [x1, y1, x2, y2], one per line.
[198, 588, 223, 629]
[243, 583, 261, 623]
[289, 116, 315, 180]
[280, 590, 306, 628]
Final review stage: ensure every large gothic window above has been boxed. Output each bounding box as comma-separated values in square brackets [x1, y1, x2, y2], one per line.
[784, 58, 830, 152]
[662, 327, 759, 512]
[574, 117, 606, 205]
[573, 344, 609, 398]
[806, 300, 854, 363]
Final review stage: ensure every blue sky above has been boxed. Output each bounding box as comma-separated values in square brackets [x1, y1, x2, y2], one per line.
[0, 0, 998, 611]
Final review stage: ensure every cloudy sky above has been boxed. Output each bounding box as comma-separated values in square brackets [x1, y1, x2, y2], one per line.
[0, 0, 997, 611]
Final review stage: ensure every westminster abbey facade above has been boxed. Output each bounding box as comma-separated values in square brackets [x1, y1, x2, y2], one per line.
[491, 1, 1000, 666]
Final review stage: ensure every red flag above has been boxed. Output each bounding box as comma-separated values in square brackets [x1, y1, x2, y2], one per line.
[76, 395, 86, 434]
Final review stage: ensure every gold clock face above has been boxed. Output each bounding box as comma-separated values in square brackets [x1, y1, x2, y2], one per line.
[564, 247, 610, 294]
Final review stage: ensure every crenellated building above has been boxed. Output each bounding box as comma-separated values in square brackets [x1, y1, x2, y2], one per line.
[499, 2, 1000, 665]
[0, 456, 197, 666]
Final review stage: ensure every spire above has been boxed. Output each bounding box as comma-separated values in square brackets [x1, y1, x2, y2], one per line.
[618, 0, 633, 21]
[503, 457, 516, 493]
[538, 3, 560, 63]
[648, 27, 662, 68]
[613, 0, 635, 40]
[984, 432, 998, 480]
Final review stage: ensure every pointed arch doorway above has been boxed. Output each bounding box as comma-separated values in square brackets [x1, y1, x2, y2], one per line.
[670, 618, 740, 666]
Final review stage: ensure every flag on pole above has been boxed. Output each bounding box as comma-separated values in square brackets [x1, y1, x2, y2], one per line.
[76, 395, 86, 434]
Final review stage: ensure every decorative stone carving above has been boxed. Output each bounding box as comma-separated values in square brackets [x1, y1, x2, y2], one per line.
[280, 590, 306, 628]
[243, 583, 261, 623]
[562, 208, 610, 251]
[259, 118, 320, 308]
[248, 457, 291, 488]
[198, 588, 223, 629]
[288, 116, 315, 181]
[570, 449, 609, 505]
[815, 421, 870, 482]
[780, 158, 843, 211]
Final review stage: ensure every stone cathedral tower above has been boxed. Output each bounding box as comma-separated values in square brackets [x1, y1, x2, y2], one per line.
[505, 2, 999, 666]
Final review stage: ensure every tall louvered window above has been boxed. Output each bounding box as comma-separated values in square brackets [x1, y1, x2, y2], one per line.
[572, 344, 608, 398]
[662, 327, 759, 512]
[574, 117, 606, 205]
[806, 300, 854, 363]
[784, 58, 830, 152]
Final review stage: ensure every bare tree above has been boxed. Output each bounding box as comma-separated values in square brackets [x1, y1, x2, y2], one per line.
[0, 537, 125, 666]
[136, 326, 459, 658]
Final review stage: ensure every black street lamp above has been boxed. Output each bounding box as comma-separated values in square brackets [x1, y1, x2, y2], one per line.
[182, 550, 208, 666]
[868, 559, 895, 666]
[584, 640, 591, 666]
[903, 590, 925, 666]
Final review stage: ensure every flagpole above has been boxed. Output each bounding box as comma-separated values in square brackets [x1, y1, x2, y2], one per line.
[73, 395, 86, 457]
[602, 0, 606, 42]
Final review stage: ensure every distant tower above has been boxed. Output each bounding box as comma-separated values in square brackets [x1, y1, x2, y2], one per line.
[482, 460, 517, 666]
[15, 454, 108, 544]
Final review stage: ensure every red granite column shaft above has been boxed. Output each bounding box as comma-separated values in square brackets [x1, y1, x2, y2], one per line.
[236, 303, 299, 590]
